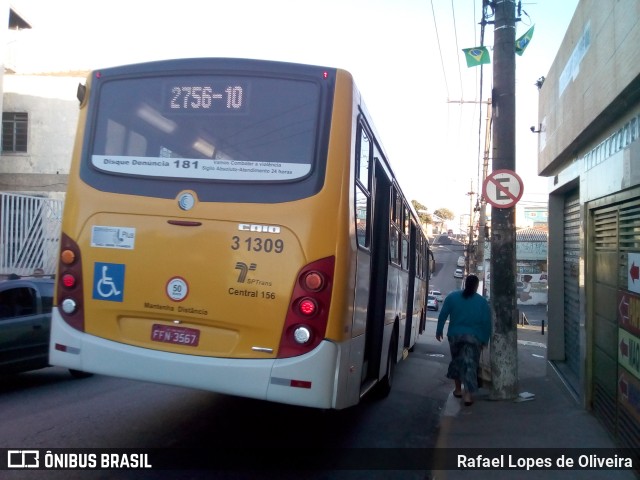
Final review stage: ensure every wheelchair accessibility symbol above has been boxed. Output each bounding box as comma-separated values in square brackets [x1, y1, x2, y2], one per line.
[92, 262, 125, 302]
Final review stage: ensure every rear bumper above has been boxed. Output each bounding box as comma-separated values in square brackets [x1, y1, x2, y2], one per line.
[49, 308, 340, 409]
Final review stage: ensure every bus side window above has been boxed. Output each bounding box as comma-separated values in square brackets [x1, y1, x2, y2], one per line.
[358, 127, 370, 188]
[390, 225, 400, 265]
[389, 186, 400, 265]
[355, 124, 371, 248]
[402, 236, 409, 270]
[401, 204, 410, 270]
[356, 187, 369, 248]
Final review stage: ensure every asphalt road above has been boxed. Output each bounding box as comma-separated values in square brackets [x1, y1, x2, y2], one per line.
[429, 235, 467, 302]
[1, 344, 453, 479]
[0, 237, 469, 479]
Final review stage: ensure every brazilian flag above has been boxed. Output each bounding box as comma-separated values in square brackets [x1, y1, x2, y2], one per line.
[515, 25, 535, 56]
[462, 46, 490, 67]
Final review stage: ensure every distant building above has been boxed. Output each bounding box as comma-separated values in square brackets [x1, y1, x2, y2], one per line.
[0, 6, 83, 276]
[522, 206, 548, 227]
[482, 226, 548, 305]
[1, 73, 81, 199]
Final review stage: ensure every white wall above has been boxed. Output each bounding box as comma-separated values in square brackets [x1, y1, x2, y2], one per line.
[0, 74, 82, 195]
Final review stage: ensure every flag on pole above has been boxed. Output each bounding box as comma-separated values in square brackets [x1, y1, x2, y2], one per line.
[515, 25, 535, 56]
[462, 46, 491, 67]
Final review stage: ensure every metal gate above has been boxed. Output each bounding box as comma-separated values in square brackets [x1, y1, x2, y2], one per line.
[0, 193, 63, 277]
[592, 195, 640, 451]
[592, 203, 620, 434]
[563, 190, 581, 393]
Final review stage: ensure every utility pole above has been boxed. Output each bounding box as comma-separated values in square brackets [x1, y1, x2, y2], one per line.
[476, 99, 492, 294]
[446, 98, 492, 276]
[466, 179, 475, 274]
[489, 0, 518, 399]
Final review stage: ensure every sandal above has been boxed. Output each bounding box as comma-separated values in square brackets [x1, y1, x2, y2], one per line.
[453, 391, 462, 398]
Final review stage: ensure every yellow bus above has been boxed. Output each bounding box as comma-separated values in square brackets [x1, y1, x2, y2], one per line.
[50, 58, 430, 409]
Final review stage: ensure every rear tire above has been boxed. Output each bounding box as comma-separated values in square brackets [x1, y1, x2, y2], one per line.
[69, 369, 93, 379]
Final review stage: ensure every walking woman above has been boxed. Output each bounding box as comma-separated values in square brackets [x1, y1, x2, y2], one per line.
[435, 274, 491, 406]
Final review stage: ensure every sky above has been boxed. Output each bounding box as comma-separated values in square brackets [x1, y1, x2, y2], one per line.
[9, 0, 579, 223]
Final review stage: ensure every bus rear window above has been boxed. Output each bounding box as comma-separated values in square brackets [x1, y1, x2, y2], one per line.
[90, 75, 321, 183]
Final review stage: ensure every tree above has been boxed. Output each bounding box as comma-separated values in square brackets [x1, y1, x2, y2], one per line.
[433, 208, 455, 221]
[411, 200, 432, 225]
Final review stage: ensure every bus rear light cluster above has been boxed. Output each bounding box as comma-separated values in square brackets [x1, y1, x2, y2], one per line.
[57, 233, 85, 331]
[277, 256, 335, 358]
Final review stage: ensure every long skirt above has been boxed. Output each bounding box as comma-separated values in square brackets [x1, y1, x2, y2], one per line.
[446, 334, 481, 393]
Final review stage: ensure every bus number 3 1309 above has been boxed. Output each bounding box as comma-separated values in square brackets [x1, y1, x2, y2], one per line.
[231, 236, 284, 253]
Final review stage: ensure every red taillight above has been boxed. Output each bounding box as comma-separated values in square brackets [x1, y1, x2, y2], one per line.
[277, 256, 335, 359]
[298, 298, 317, 316]
[57, 233, 85, 331]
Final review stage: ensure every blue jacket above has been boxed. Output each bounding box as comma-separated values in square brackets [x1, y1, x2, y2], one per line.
[436, 290, 492, 344]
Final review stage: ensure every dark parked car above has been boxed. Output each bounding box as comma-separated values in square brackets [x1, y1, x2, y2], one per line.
[0, 275, 90, 377]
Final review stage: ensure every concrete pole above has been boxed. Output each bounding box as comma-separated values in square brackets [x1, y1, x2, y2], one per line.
[466, 178, 474, 274]
[489, 0, 518, 400]
[476, 98, 492, 292]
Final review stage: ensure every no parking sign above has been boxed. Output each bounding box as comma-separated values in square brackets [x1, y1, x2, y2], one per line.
[482, 169, 524, 208]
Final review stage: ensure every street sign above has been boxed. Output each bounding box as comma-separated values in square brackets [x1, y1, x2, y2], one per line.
[618, 370, 640, 423]
[618, 290, 640, 336]
[628, 253, 640, 294]
[483, 169, 524, 208]
[619, 328, 640, 381]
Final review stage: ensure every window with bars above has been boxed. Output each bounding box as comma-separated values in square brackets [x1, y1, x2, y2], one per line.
[2, 112, 28, 152]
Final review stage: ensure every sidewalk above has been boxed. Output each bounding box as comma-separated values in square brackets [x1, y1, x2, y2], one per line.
[421, 310, 638, 479]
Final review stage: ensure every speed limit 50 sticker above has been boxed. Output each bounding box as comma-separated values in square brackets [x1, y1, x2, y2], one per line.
[166, 276, 189, 302]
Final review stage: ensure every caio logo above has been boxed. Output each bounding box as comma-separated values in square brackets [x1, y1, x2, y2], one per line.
[238, 224, 280, 234]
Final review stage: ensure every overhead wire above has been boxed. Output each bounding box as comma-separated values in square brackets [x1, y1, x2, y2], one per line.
[450, 0, 466, 157]
[430, 0, 456, 163]
[434, 0, 543, 222]
[430, 0, 450, 101]
[431, 0, 495, 218]
[451, 0, 464, 100]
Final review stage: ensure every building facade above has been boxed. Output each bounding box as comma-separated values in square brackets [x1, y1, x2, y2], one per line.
[0, 6, 83, 276]
[538, 0, 640, 450]
[0, 74, 79, 276]
[1, 74, 80, 199]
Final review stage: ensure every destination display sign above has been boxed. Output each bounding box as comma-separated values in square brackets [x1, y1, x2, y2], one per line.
[166, 82, 247, 113]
